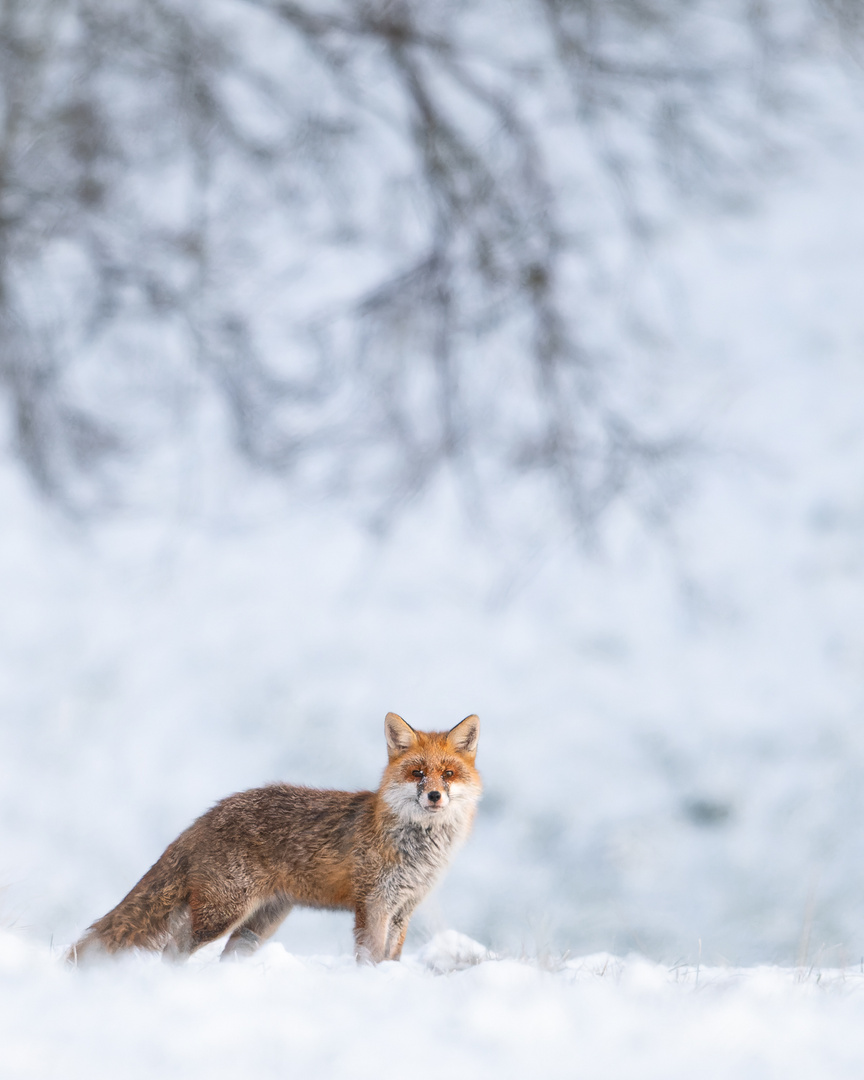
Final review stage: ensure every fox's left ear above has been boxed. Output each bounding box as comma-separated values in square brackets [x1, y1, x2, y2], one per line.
[385, 712, 418, 761]
[448, 714, 480, 760]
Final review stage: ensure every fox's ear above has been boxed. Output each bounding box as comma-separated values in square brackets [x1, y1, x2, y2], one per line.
[385, 712, 417, 760]
[448, 714, 480, 759]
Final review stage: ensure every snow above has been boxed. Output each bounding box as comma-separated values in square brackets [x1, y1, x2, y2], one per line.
[4, 930, 864, 1079]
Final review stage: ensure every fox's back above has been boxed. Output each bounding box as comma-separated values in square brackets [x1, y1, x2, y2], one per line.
[185, 784, 378, 908]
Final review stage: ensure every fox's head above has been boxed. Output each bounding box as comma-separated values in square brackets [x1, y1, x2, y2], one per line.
[380, 713, 482, 826]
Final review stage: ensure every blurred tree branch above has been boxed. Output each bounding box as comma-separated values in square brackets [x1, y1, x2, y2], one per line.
[0, 0, 857, 523]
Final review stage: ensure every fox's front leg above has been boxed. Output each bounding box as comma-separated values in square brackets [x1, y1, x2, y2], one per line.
[385, 917, 409, 961]
[384, 901, 416, 960]
[353, 900, 391, 964]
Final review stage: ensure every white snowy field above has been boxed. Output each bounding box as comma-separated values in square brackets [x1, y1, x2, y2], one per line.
[4, 929, 864, 1080]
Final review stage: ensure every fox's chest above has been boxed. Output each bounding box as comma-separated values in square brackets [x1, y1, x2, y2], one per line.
[383, 821, 463, 900]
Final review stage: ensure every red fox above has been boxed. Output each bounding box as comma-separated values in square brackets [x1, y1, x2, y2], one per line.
[68, 713, 481, 965]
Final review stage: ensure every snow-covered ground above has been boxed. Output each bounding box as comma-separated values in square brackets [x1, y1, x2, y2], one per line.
[4, 929, 864, 1080]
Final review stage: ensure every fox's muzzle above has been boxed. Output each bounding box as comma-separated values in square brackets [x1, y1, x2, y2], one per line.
[420, 787, 449, 810]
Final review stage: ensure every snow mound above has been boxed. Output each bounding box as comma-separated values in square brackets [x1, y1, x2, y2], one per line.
[416, 930, 494, 973]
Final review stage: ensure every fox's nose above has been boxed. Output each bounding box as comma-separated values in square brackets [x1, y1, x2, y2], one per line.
[427, 790, 442, 803]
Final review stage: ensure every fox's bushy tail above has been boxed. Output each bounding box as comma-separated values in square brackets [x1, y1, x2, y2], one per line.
[66, 843, 189, 964]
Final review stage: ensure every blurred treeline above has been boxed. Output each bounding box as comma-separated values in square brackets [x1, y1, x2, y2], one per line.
[0, 0, 859, 523]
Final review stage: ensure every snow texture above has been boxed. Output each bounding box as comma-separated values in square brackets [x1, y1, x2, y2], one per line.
[4, 930, 864, 1080]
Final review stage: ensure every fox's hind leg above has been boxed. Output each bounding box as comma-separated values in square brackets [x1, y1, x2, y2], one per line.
[162, 886, 250, 962]
[220, 895, 293, 961]
[160, 905, 195, 962]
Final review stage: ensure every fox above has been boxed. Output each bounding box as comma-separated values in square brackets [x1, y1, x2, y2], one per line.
[67, 712, 481, 966]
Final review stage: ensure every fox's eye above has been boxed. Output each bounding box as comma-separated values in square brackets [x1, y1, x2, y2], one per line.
[412, 770, 424, 779]
[443, 770, 454, 779]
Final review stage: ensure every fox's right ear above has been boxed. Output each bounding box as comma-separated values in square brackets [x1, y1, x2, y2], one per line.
[385, 712, 418, 760]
